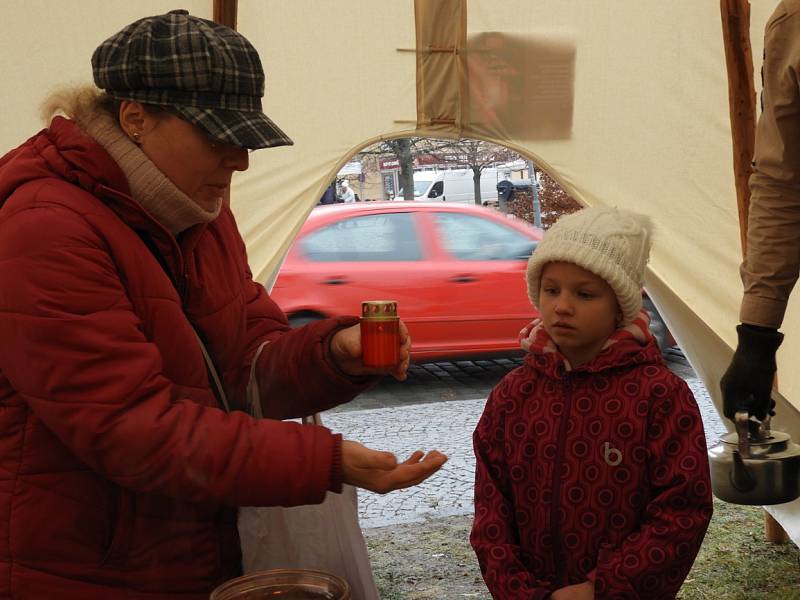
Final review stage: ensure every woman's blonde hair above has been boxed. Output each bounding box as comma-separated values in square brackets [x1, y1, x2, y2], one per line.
[39, 84, 119, 125]
[40, 84, 172, 127]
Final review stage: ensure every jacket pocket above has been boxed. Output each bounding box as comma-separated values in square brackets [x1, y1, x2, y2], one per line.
[100, 488, 135, 567]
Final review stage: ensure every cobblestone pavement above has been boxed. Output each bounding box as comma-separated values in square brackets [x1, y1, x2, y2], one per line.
[329, 357, 529, 413]
[322, 354, 728, 529]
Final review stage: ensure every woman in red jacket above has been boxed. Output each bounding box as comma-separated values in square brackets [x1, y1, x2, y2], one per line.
[470, 207, 712, 599]
[0, 10, 446, 600]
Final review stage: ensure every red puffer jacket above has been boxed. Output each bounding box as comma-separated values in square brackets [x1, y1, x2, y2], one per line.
[0, 118, 373, 599]
[471, 317, 713, 599]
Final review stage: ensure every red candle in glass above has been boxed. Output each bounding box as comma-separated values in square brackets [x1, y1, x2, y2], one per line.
[360, 300, 400, 368]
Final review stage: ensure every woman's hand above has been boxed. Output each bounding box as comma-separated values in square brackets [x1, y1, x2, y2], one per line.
[341, 440, 448, 494]
[551, 581, 594, 600]
[329, 320, 412, 381]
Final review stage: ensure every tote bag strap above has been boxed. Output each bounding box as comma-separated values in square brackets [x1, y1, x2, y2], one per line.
[129, 228, 232, 414]
[124, 228, 328, 448]
[194, 330, 231, 414]
[246, 340, 321, 425]
[130, 228, 316, 422]
[303, 413, 323, 426]
[197, 326, 322, 424]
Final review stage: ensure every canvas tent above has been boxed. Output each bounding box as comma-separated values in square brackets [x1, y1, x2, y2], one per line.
[3, 0, 799, 543]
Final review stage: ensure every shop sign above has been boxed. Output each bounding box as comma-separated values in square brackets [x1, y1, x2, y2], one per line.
[379, 158, 400, 171]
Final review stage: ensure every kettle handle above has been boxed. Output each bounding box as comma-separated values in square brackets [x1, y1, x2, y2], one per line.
[735, 411, 751, 458]
[761, 413, 772, 437]
[731, 448, 758, 492]
[732, 411, 758, 492]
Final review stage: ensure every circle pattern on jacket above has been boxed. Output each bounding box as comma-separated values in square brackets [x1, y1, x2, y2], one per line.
[471, 343, 712, 598]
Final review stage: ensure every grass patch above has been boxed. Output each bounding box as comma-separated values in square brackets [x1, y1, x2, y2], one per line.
[680, 499, 800, 600]
[364, 500, 800, 599]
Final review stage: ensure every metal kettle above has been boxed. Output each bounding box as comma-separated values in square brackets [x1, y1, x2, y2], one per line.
[708, 411, 800, 505]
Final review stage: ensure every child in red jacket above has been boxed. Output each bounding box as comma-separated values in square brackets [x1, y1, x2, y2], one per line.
[470, 207, 712, 600]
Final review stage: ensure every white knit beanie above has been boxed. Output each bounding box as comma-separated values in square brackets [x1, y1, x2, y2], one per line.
[526, 207, 653, 326]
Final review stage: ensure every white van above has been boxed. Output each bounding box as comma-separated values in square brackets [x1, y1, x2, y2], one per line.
[405, 168, 503, 205]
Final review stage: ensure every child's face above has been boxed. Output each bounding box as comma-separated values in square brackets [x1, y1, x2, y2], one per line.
[538, 261, 621, 367]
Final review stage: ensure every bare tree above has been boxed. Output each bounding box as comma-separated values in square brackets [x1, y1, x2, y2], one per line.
[417, 139, 516, 204]
[357, 136, 518, 202]
[357, 138, 423, 200]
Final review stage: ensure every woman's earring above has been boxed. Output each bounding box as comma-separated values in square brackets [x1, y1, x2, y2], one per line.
[131, 131, 141, 143]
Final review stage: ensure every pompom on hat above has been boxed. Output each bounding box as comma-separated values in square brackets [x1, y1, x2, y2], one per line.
[526, 207, 653, 326]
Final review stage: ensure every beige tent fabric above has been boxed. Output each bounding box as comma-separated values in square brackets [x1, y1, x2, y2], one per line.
[235, 0, 800, 541]
[1, 0, 798, 540]
[414, 0, 467, 135]
[0, 1, 212, 151]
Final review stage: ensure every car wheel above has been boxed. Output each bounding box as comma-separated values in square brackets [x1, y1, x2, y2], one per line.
[288, 313, 324, 328]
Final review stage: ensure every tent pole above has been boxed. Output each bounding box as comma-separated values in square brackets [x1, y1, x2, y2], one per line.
[720, 0, 789, 545]
[213, 0, 238, 30]
[720, 0, 755, 256]
[212, 0, 238, 207]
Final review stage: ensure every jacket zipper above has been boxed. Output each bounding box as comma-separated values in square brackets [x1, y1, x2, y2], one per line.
[550, 372, 573, 587]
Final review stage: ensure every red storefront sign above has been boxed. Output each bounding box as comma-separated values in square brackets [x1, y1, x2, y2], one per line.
[379, 158, 400, 171]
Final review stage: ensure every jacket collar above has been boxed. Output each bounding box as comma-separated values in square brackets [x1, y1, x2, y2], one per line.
[523, 309, 662, 377]
[0, 116, 129, 205]
[0, 117, 209, 281]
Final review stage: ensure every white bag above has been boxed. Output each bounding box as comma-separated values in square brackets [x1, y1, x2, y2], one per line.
[236, 343, 380, 600]
[237, 419, 380, 600]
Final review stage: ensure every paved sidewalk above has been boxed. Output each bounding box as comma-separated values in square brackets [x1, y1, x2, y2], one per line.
[323, 376, 727, 529]
[329, 358, 527, 413]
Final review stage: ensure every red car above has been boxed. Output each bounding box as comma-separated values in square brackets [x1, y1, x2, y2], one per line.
[271, 202, 543, 362]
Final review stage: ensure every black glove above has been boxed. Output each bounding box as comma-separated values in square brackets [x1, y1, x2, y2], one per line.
[720, 324, 783, 421]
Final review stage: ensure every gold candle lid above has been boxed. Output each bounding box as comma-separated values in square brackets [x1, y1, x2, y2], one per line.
[361, 300, 398, 319]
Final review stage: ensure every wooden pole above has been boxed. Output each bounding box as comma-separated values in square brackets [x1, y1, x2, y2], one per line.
[213, 0, 238, 30]
[213, 0, 238, 207]
[720, 0, 789, 545]
[764, 512, 790, 544]
[720, 0, 755, 255]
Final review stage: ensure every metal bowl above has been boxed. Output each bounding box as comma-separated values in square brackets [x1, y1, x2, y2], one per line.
[210, 569, 351, 600]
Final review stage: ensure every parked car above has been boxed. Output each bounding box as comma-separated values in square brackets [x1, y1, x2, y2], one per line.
[271, 202, 680, 363]
[271, 202, 542, 362]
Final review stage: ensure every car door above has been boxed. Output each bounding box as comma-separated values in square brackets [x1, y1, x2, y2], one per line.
[282, 209, 439, 325]
[421, 210, 539, 356]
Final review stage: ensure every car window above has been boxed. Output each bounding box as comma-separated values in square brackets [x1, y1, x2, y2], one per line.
[300, 212, 423, 262]
[433, 212, 537, 261]
[413, 179, 434, 196]
[428, 181, 443, 198]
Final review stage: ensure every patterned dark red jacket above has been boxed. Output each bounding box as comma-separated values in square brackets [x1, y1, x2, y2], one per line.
[471, 314, 712, 599]
[0, 118, 374, 599]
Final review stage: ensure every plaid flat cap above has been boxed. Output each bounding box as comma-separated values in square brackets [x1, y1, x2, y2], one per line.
[92, 9, 292, 150]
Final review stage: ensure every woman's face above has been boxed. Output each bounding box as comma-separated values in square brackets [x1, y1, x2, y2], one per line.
[119, 102, 249, 211]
